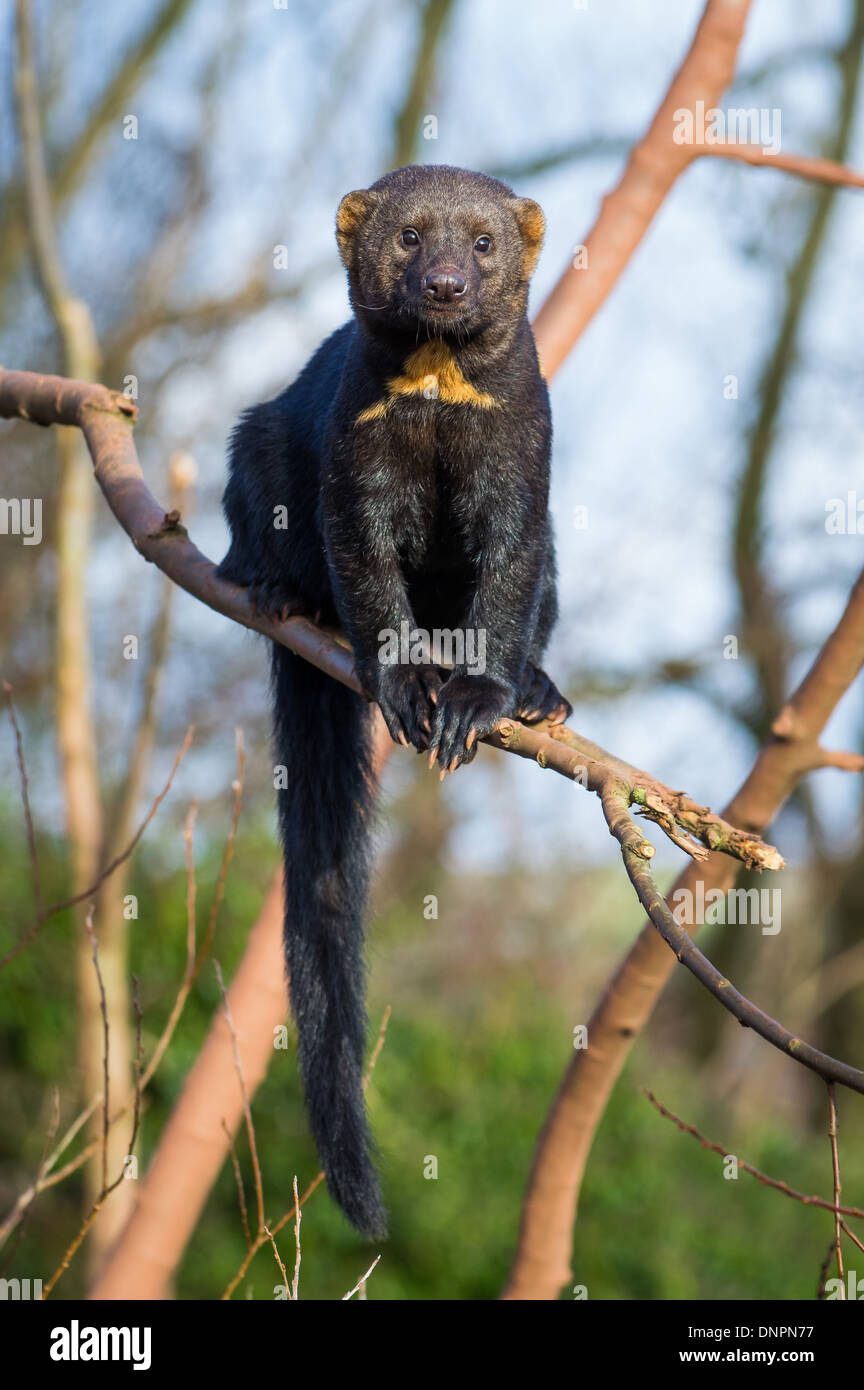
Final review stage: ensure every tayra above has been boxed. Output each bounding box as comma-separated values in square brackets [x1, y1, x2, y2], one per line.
[217, 164, 570, 1238]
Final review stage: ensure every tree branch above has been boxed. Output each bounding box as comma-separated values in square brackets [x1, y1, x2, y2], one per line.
[0, 366, 779, 873]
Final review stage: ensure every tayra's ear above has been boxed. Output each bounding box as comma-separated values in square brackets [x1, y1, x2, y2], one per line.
[336, 189, 379, 266]
[509, 197, 545, 279]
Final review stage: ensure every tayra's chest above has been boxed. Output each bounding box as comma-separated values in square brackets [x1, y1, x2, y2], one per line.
[349, 340, 520, 466]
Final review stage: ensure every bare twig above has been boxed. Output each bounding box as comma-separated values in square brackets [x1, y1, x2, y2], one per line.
[601, 784, 864, 1093]
[699, 142, 864, 188]
[214, 960, 265, 1235]
[263, 1224, 290, 1300]
[0, 727, 194, 970]
[291, 1175, 301, 1302]
[645, 1090, 864, 1220]
[222, 1119, 252, 1253]
[827, 1085, 845, 1295]
[84, 911, 110, 1194]
[41, 966, 143, 1298]
[221, 1006, 392, 1300]
[0, 1087, 58, 1275]
[342, 1254, 381, 1301]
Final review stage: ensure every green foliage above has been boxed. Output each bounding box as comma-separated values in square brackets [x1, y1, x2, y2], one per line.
[2, 803, 862, 1302]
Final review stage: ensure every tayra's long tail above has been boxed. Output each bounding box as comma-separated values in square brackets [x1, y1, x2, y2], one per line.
[271, 643, 386, 1238]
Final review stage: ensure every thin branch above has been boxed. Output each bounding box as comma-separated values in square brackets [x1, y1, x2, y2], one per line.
[0, 737, 236, 1252]
[41, 966, 143, 1298]
[827, 1085, 845, 1294]
[601, 783, 864, 1094]
[263, 1224, 290, 1300]
[0, 726, 194, 970]
[698, 142, 864, 189]
[214, 960, 265, 1236]
[0, 1087, 58, 1275]
[531, 0, 755, 376]
[504, 577, 864, 1299]
[645, 1090, 864, 1220]
[222, 1119, 252, 1253]
[342, 1254, 381, 1301]
[84, 910, 110, 1194]
[291, 1175, 301, 1302]
[221, 1006, 392, 1300]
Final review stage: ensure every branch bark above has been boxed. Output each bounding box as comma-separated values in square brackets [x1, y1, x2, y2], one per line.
[87, 875, 287, 1300]
[502, 567, 864, 1300]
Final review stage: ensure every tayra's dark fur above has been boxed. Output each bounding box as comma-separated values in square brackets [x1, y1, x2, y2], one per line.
[217, 165, 569, 1238]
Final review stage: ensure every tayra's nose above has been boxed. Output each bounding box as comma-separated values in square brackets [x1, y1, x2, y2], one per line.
[423, 268, 467, 302]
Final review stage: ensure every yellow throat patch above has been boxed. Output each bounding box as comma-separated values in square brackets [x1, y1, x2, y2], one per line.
[355, 342, 500, 425]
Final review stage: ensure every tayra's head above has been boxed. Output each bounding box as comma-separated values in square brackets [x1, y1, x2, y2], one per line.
[335, 164, 545, 343]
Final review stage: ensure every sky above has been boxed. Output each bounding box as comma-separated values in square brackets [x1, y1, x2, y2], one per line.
[4, 0, 864, 881]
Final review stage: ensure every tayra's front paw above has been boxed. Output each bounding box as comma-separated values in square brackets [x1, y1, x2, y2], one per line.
[427, 673, 516, 775]
[369, 663, 443, 751]
[517, 662, 572, 725]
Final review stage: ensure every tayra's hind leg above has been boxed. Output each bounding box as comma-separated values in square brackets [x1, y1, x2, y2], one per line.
[517, 661, 571, 725]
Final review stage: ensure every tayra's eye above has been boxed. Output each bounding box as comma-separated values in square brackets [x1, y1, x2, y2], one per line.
[401, 227, 420, 248]
[474, 234, 492, 254]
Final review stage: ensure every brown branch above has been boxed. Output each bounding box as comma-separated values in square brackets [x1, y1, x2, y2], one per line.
[0, 368, 780, 876]
[222, 1119, 252, 1254]
[600, 787, 864, 1093]
[0, 1087, 58, 1276]
[263, 1223, 291, 1299]
[220, 1006, 391, 1301]
[698, 142, 864, 188]
[89, 874, 286, 1300]
[0, 752, 242, 1263]
[645, 1090, 864, 1221]
[83, 912, 110, 1195]
[503, 565, 864, 1300]
[0, 1097, 100, 1250]
[0, 732, 215, 1256]
[42, 966, 143, 1298]
[342, 1254, 381, 1301]
[213, 959, 266, 1236]
[827, 1085, 845, 1294]
[530, 0, 754, 377]
[501, 0, 864, 1298]
[291, 1175, 302, 1302]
